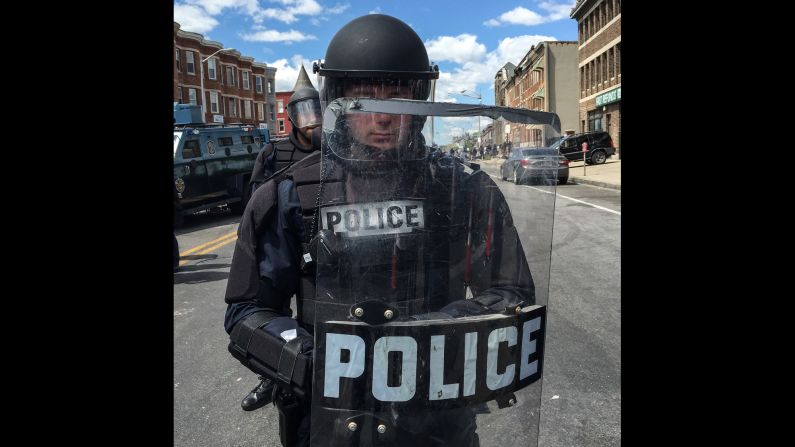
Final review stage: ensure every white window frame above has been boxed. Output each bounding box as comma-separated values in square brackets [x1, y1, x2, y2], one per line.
[257, 102, 264, 120]
[188, 88, 197, 105]
[278, 119, 285, 133]
[270, 104, 275, 121]
[256, 76, 263, 93]
[277, 100, 284, 114]
[243, 71, 250, 90]
[210, 91, 219, 113]
[226, 66, 236, 86]
[268, 79, 274, 94]
[175, 49, 180, 72]
[186, 51, 195, 75]
[228, 97, 237, 117]
[208, 58, 216, 80]
[244, 100, 252, 119]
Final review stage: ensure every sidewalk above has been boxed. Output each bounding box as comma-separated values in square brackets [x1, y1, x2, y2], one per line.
[567, 156, 621, 190]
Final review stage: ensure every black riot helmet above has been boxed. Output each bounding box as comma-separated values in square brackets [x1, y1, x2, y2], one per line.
[313, 14, 439, 108]
[287, 87, 321, 130]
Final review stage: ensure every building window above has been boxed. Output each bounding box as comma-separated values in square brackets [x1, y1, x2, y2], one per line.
[257, 103, 264, 121]
[244, 100, 252, 119]
[177, 86, 183, 103]
[228, 98, 237, 117]
[208, 58, 216, 80]
[226, 66, 236, 86]
[277, 100, 284, 114]
[602, 53, 607, 85]
[175, 49, 180, 72]
[243, 71, 250, 90]
[256, 76, 263, 93]
[588, 110, 603, 131]
[596, 57, 602, 86]
[270, 104, 275, 121]
[607, 0, 613, 20]
[186, 51, 195, 75]
[189, 88, 197, 105]
[278, 119, 285, 133]
[616, 43, 621, 77]
[268, 79, 274, 94]
[580, 66, 585, 94]
[210, 92, 219, 113]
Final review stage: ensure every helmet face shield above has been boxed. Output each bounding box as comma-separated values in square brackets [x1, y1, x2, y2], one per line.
[318, 76, 432, 110]
[287, 97, 322, 129]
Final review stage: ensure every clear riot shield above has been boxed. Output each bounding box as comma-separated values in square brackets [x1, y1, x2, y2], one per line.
[309, 98, 560, 446]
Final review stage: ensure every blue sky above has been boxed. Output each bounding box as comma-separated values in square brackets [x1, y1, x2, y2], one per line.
[175, 1, 578, 104]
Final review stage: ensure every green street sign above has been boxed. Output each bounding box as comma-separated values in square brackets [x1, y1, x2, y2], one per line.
[596, 87, 621, 107]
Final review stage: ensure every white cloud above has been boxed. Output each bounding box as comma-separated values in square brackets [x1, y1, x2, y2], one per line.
[425, 34, 487, 65]
[174, 4, 220, 34]
[431, 34, 557, 103]
[539, 0, 574, 21]
[177, 0, 348, 30]
[495, 34, 555, 63]
[502, 7, 545, 26]
[185, 0, 259, 16]
[241, 29, 316, 42]
[369, 6, 381, 14]
[253, 0, 341, 24]
[484, 1, 576, 27]
[327, 3, 350, 14]
[267, 55, 321, 92]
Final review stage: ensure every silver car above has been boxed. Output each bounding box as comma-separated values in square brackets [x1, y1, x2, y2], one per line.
[500, 147, 570, 185]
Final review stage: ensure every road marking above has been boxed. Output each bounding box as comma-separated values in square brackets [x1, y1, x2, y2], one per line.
[179, 235, 238, 266]
[487, 173, 621, 216]
[179, 230, 237, 257]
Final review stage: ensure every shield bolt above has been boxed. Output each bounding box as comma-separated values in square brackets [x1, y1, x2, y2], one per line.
[384, 310, 394, 320]
[354, 308, 364, 317]
[508, 398, 517, 406]
[515, 306, 522, 314]
[348, 422, 358, 432]
[377, 424, 387, 434]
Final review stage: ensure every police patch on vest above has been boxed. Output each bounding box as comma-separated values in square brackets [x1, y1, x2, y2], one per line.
[321, 200, 424, 237]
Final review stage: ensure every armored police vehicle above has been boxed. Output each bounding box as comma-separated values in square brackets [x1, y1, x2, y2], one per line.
[173, 104, 269, 223]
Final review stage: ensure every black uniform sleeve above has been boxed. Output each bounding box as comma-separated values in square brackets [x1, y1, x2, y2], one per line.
[250, 142, 276, 189]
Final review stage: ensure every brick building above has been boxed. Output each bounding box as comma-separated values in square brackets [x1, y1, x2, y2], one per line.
[173, 22, 277, 134]
[493, 41, 579, 147]
[571, 0, 621, 156]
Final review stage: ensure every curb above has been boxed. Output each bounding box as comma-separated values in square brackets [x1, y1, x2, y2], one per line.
[569, 177, 621, 190]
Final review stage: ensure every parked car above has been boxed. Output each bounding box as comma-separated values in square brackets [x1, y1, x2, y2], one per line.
[500, 147, 570, 185]
[551, 131, 615, 164]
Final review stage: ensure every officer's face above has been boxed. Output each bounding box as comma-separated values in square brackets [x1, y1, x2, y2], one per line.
[344, 82, 414, 151]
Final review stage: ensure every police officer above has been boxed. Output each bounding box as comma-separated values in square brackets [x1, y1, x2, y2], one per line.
[240, 86, 323, 412]
[225, 14, 534, 446]
[249, 86, 323, 193]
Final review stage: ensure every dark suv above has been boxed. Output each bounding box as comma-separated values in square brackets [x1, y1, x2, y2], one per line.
[174, 123, 268, 222]
[552, 131, 615, 165]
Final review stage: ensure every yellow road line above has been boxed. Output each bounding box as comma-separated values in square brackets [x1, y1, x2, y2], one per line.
[179, 235, 238, 266]
[179, 230, 237, 257]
